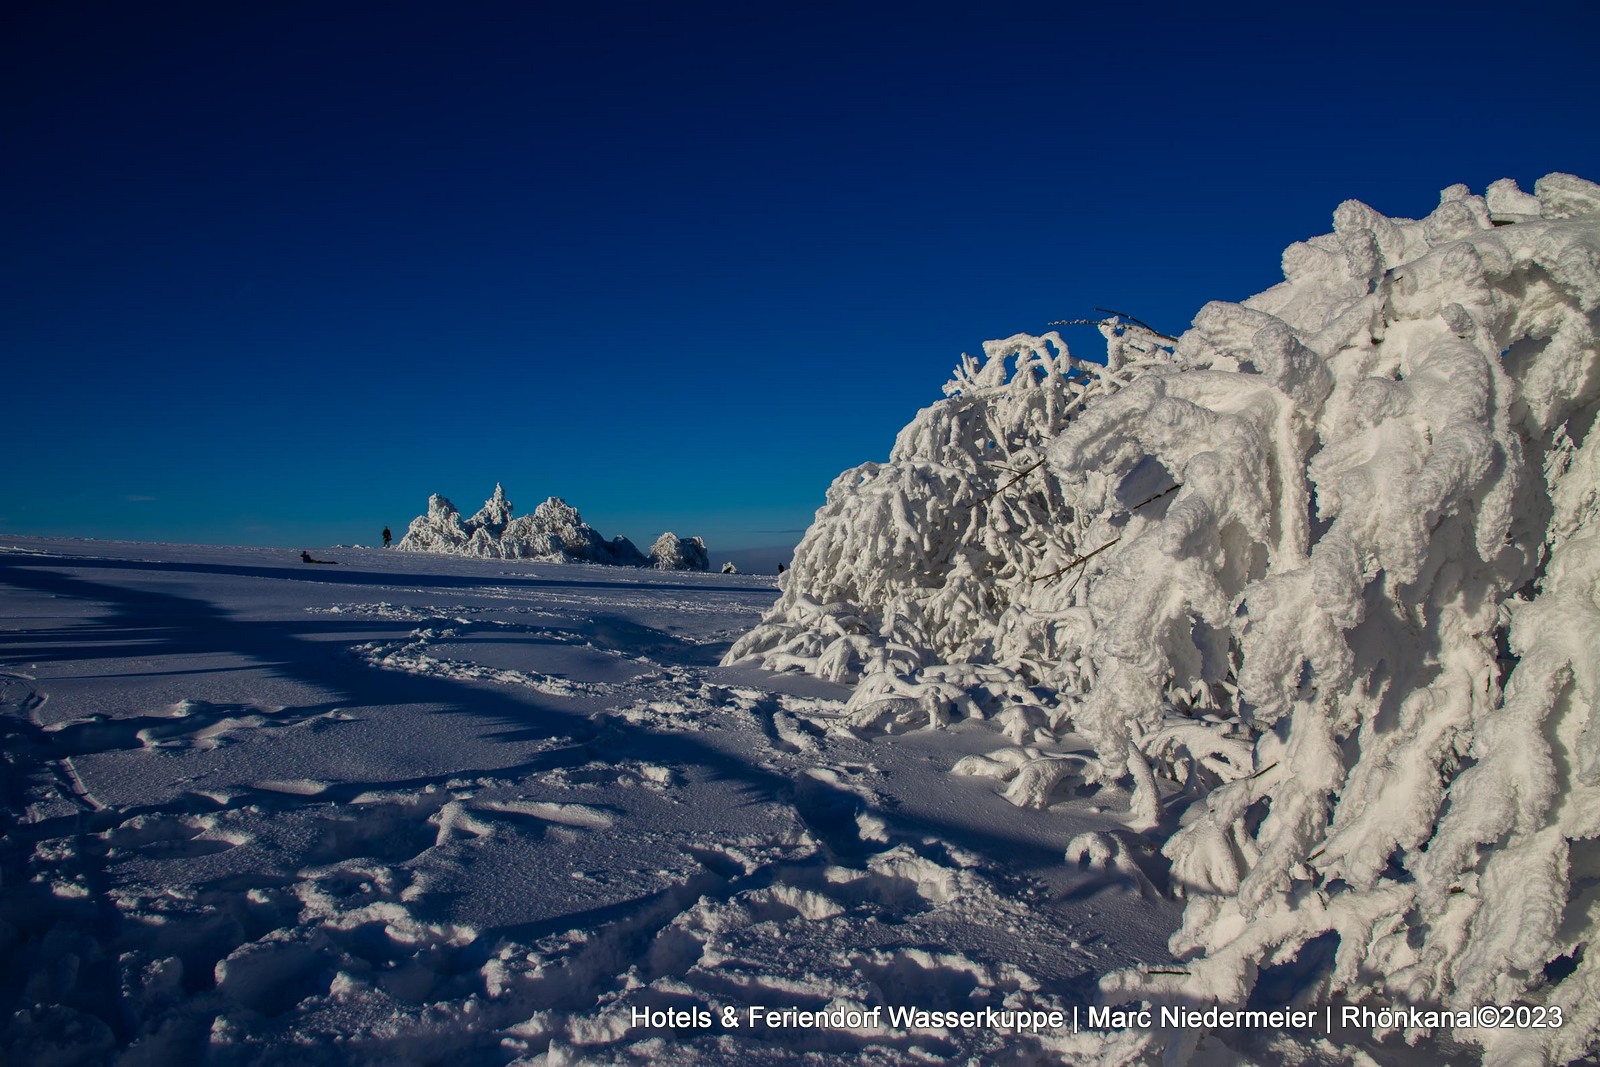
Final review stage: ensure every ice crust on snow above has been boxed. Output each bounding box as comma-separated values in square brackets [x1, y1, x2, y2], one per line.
[725, 173, 1600, 1064]
[396, 484, 709, 570]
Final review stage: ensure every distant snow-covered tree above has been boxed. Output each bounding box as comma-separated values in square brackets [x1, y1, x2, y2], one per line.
[650, 533, 710, 572]
[397, 486, 663, 566]
[724, 174, 1600, 1064]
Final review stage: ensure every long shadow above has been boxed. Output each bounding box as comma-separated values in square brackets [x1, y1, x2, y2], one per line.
[0, 554, 1095, 866]
[423, 614, 712, 662]
[583, 613, 724, 664]
[0, 618, 424, 669]
[0, 559, 786, 795]
[0, 552, 770, 599]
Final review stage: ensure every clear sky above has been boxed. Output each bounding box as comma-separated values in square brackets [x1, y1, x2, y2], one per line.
[6, 1, 1598, 559]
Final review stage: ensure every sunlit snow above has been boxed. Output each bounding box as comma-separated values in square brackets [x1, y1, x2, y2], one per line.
[0, 542, 1169, 1064]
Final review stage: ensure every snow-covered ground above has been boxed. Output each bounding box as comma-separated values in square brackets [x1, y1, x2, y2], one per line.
[1, 538, 1194, 1066]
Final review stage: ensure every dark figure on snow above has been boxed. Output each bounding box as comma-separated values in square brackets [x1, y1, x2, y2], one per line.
[383, 526, 392, 548]
[301, 550, 315, 563]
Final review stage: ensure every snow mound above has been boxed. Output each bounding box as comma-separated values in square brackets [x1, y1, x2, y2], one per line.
[396, 484, 709, 569]
[725, 173, 1600, 1063]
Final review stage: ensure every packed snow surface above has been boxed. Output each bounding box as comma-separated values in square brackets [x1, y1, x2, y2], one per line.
[1, 540, 1182, 1066]
[726, 174, 1600, 1065]
[397, 485, 709, 571]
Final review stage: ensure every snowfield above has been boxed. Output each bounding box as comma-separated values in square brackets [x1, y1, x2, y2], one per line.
[1, 540, 1178, 1066]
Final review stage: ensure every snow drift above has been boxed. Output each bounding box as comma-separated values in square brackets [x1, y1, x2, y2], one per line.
[396, 484, 709, 570]
[725, 174, 1600, 1063]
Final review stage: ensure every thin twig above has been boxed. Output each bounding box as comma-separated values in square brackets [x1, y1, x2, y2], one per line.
[1047, 312, 1179, 345]
[1092, 307, 1180, 343]
[956, 460, 1046, 515]
[989, 460, 1046, 500]
[1037, 483, 1182, 592]
[1132, 484, 1180, 511]
[1032, 537, 1121, 584]
[1066, 560, 1092, 599]
[1145, 968, 1191, 976]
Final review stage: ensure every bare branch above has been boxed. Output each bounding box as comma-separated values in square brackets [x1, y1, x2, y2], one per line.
[1032, 484, 1182, 591]
[1031, 537, 1120, 584]
[951, 459, 1047, 518]
[1132, 484, 1180, 510]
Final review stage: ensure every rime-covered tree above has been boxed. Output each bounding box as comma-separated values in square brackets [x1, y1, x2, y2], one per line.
[725, 174, 1600, 1064]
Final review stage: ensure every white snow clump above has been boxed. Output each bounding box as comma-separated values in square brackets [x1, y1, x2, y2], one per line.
[724, 173, 1600, 1064]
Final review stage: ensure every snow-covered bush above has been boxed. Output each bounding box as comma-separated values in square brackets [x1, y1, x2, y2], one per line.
[649, 532, 710, 571]
[724, 174, 1600, 1063]
[397, 484, 653, 565]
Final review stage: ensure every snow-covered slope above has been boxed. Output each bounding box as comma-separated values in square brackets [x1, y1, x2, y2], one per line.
[396, 485, 709, 571]
[725, 174, 1600, 1064]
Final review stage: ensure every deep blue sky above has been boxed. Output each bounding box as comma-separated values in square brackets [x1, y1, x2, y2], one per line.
[6, 1, 1598, 559]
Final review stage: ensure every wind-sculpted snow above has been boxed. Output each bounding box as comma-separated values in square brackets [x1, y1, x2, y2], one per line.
[397, 484, 710, 570]
[726, 173, 1600, 1064]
